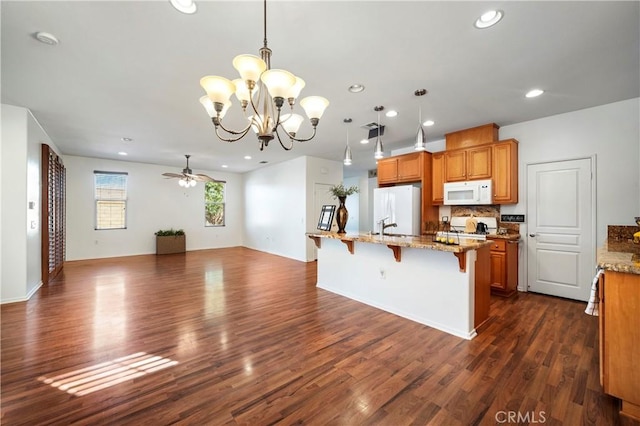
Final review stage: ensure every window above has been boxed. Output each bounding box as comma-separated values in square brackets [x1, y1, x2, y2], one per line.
[94, 171, 128, 230]
[205, 181, 225, 227]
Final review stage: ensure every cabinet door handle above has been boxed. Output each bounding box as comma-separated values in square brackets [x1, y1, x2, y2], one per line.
[529, 233, 536, 237]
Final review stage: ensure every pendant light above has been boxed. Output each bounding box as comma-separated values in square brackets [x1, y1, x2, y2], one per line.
[374, 106, 384, 160]
[414, 89, 427, 151]
[343, 118, 353, 166]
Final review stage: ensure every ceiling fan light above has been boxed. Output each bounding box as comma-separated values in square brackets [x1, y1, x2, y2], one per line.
[189, 180, 197, 187]
[281, 113, 304, 135]
[200, 76, 236, 104]
[261, 69, 296, 99]
[232, 54, 267, 83]
[300, 96, 329, 120]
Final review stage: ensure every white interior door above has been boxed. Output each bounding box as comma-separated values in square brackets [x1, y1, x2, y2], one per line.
[312, 183, 338, 259]
[527, 158, 594, 301]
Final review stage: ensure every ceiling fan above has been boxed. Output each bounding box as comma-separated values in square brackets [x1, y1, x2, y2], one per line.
[162, 155, 224, 187]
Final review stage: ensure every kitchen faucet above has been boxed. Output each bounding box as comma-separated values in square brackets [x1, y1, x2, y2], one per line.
[377, 217, 397, 236]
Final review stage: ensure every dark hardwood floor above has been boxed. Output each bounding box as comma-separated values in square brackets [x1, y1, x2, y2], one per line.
[1, 247, 637, 425]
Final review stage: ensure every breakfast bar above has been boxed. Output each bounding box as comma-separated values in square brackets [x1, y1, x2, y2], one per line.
[307, 232, 493, 339]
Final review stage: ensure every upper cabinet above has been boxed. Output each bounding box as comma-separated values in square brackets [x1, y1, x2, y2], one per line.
[492, 139, 519, 204]
[377, 152, 423, 185]
[376, 151, 439, 233]
[431, 153, 445, 204]
[445, 123, 499, 150]
[431, 122, 519, 205]
[377, 158, 399, 184]
[444, 145, 492, 182]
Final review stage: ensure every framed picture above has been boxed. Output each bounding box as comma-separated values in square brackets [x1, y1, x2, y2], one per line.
[317, 205, 336, 231]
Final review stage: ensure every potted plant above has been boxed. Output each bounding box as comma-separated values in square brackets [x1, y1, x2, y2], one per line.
[155, 228, 186, 254]
[328, 184, 359, 233]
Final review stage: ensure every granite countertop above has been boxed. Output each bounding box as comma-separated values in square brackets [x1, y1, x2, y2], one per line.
[307, 232, 493, 253]
[598, 241, 640, 275]
[487, 233, 521, 241]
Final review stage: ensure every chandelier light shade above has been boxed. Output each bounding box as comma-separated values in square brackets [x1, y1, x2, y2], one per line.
[374, 106, 385, 160]
[414, 89, 427, 151]
[343, 118, 353, 166]
[199, 0, 329, 151]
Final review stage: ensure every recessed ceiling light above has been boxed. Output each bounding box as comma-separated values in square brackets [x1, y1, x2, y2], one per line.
[360, 138, 370, 144]
[385, 110, 398, 118]
[525, 89, 544, 98]
[121, 137, 133, 142]
[221, 164, 228, 168]
[244, 155, 252, 160]
[348, 84, 365, 93]
[118, 152, 128, 156]
[169, 0, 197, 14]
[474, 10, 504, 29]
[423, 120, 435, 126]
[34, 32, 59, 45]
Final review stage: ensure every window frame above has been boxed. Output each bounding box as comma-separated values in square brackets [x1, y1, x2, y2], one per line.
[94, 171, 128, 230]
[204, 181, 226, 227]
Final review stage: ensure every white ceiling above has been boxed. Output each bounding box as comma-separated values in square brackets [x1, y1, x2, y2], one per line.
[2, 1, 639, 177]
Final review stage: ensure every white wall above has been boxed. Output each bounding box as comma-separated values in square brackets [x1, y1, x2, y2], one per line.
[65, 156, 244, 260]
[305, 156, 344, 260]
[1, 105, 60, 303]
[500, 97, 640, 246]
[244, 156, 343, 262]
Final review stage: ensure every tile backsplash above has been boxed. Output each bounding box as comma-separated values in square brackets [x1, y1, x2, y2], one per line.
[449, 205, 520, 234]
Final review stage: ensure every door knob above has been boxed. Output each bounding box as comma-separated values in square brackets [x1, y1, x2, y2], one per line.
[529, 233, 536, 237]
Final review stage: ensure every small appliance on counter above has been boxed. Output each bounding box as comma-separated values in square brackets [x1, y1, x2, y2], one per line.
[435, 216, 497, 243]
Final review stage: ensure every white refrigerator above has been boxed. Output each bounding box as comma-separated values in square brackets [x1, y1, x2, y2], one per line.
[372, 185, 421, 235]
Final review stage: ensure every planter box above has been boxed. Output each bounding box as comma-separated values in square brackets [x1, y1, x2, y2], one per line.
[156, 235, 186, 255]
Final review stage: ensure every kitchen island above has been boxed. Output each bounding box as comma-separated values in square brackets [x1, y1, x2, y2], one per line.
[307, 232, 492, 339]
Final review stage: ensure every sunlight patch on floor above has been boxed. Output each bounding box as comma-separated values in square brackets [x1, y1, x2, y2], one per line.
[38, 352, 178, 396]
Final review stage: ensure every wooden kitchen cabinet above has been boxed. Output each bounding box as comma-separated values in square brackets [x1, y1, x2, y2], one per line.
[492, 139, 519, 204]
[377, 158, 399, 184]
[599, 271, 640, 421]
[377, 152, 423, 185]
[431, 152, 445, 204]
[376, 151, 438, 234]
[488, 238, 518, 297]
[444, 145, 492, 182]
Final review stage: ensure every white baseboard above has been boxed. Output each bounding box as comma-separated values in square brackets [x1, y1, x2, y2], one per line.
[1, 280, 43, 305]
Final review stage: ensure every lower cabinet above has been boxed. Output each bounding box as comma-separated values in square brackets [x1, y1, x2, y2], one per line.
[599, 271, 640, 421]
[489, 238, 518, 297]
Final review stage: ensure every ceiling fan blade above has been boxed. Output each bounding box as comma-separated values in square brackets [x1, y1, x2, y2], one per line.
[162, 172, 184, 178]
[194, 174, 226, 183]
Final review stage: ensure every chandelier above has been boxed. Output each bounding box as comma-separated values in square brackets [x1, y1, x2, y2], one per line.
[199, 0, 329, 151]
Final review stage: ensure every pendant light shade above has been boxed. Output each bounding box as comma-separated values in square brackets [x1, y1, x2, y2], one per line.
[414, 126, 426, 151]
[374, 137, 384, 160]
[373, 106, 384, 159]
[343, 118, 352, 166]
[414, 89, 427, 151]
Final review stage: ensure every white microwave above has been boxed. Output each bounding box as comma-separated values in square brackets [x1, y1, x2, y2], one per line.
[444, 179, 493, 205]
